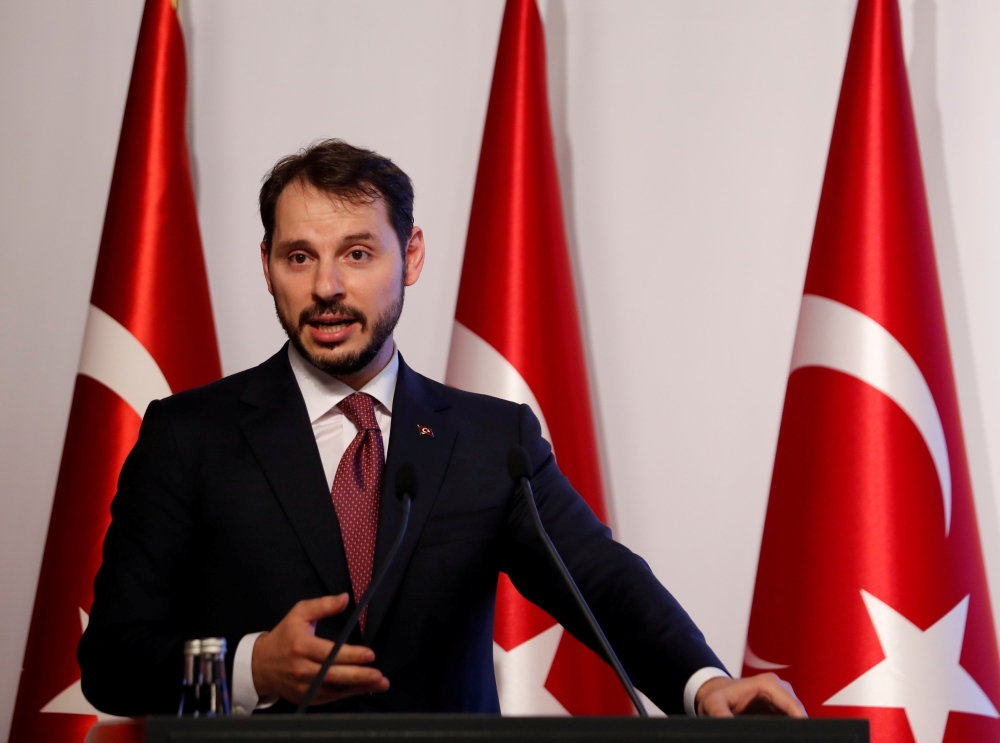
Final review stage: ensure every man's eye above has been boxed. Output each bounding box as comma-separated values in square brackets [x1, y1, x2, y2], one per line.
[290, 253, 308, 264]
[350, 250, 368, 261]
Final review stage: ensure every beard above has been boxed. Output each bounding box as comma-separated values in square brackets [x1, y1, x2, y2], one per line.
[276, 283, 404, 378]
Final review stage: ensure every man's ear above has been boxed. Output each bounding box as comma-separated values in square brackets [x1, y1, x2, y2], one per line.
[403, 227, 425, 287]
[261, 241, 274, 295]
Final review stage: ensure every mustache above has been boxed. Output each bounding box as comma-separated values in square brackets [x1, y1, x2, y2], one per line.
[298, 302, 368, 330]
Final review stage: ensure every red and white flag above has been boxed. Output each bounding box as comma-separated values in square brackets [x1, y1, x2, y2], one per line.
[9, 1, 220, 740]
[744, 2, 1000, 743]
[445, 0, 632, 716]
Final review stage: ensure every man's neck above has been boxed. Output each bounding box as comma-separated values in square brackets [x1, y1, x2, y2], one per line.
[335, 338, 396, 391]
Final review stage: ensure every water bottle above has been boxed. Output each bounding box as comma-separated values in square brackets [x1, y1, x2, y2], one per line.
[197, 637, 231, 716]
[178, 639, 202, 717]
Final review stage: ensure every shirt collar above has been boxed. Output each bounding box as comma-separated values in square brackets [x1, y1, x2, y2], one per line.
[287, 342, 399, 423]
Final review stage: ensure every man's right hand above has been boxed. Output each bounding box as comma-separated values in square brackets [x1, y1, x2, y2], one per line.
[251, 594, 389, 706]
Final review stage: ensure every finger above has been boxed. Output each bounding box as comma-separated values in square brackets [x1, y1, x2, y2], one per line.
[293, 594, 350, 623]
[330, 643, 376, 665]
[309, 676, 390, 705]
[323, 676, 390, 697]
[296, 636, 375, 666]
[736, 677, 807, 718]
[322, 664, 386, 688]
[777, 678, 808, 718]
[291, 633, 333, 664]
[765, 684, 807, 718]
[700, 691, 735, 718]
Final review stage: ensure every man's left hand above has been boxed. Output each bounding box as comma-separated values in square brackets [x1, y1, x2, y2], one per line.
[695, 673, 807, 717]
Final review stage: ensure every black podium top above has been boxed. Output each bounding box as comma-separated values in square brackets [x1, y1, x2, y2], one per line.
[87, 714, 869, 743]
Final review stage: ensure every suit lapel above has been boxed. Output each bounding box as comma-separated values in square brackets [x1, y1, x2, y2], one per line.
[238, 347, 351, 598]
[365, 356, 457, 642]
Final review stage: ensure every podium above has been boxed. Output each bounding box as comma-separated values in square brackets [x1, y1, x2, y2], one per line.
[85, 714, 869, 743]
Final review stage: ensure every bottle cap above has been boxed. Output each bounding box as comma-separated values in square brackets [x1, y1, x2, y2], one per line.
[200, 637, 227, 655]
[183, 639, 202, 655]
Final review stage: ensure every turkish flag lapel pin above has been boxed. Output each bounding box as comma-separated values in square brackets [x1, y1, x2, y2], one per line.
[417, 424, 434, 437]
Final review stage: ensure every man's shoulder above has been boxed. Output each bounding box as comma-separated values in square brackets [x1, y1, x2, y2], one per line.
[152, 348, 287, 423]
[401, 363, 527, 422]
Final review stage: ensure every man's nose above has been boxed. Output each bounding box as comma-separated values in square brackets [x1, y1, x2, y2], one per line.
[313, 259, 345, 301]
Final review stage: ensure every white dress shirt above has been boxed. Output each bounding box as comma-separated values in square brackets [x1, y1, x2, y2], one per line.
[230, 343, 726, 715]
[231, 344, 398, 714]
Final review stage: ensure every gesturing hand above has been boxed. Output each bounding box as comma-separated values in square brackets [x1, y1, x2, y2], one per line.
[251, 594, 389, 706]
[695, 673, 806, 718]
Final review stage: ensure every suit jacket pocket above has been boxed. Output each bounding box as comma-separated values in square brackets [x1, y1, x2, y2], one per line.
[417, 505, 503, 548]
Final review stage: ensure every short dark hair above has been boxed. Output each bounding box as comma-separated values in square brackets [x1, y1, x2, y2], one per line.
[259, 138, 414, 253]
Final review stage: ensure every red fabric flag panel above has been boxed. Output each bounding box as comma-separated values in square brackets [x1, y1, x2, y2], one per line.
[9, 1, 220, 741]
[445, 0, 633, 717]
[744, 3, 1000, 743]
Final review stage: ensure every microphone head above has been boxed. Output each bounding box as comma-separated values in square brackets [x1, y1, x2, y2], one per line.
[507, 446, 533, 483]
[395, 463, 418, 501]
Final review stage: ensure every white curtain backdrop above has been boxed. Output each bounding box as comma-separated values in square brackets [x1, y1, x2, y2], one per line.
[2, 0, 1000, 733]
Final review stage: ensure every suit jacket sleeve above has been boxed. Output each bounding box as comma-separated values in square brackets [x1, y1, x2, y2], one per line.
[78, 399, 219, 715]
[500, 404, 726, 714]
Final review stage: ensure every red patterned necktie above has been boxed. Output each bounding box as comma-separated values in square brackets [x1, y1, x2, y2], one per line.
[331, 393, 384, 633]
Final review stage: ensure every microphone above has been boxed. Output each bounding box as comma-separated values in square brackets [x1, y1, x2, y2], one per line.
[507, 446, 649, 718]
[296, 463, 418, 713]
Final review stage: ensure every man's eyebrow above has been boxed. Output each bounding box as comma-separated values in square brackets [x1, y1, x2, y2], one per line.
[340, 231, 378, 244]
[275, 238, 312, 252]
[274, 233, 380, 252]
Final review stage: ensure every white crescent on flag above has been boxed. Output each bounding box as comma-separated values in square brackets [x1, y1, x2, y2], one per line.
[445, 321, 553, 444]
[790, 294, 952, 535]
[78, 304, 172, 418]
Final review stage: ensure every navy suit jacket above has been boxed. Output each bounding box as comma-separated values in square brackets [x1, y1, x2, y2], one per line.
[79, 346, 723, 715]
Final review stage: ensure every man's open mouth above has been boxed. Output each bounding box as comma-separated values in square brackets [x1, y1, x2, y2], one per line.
[308, 319, 358, 331]
[302, 312, 367, 345]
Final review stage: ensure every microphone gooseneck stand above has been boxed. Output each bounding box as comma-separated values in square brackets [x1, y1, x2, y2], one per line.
[506, 446, 649, 718]
[296, 464, 418, 713]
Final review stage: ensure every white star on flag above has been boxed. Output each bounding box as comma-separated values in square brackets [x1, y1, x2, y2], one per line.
[493, 624, 568, 715]
[825, 590, 998, 743]
[40, 608, 122, 721]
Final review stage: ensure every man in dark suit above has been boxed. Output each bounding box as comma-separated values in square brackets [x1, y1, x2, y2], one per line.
[79, 139, 803, 718]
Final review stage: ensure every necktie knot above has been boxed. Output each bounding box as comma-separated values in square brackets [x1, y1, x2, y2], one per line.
[338, 393, 379, 432]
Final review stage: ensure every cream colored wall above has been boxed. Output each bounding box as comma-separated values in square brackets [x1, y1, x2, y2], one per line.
[3, 0, 1000, 735]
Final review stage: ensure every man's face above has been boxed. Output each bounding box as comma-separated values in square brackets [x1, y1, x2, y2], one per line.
[262, 180, 424, 383]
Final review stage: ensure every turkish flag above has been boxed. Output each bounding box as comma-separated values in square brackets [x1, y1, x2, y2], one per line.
[743, 2, 1000, 743]
[8, 2, 220, 741]
[445, 0, 633, 717]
